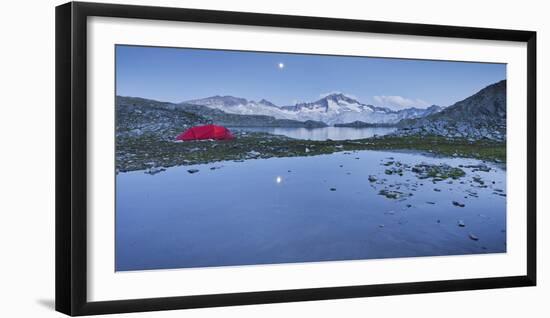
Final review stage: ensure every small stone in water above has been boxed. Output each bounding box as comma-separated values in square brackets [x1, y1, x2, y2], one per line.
[434, 188, 442, 192]
[426, 201, 436, 205]
[469, 233, 479, 241]
[368, 175, 377, 182]
[330, 188, 337, 191]
[452, 201, 465, 207]
[187, 169, 199, 174]
[457, 220, 466, 227]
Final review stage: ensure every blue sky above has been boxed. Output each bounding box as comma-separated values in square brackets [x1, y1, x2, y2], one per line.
[116, 45, 506, 110]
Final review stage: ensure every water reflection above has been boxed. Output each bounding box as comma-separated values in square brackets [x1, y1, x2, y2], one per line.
[116, 150, 506, 271]
[235, 126, 397, 141]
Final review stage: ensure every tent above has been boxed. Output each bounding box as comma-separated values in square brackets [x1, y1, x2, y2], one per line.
[176, 124, 234, 141]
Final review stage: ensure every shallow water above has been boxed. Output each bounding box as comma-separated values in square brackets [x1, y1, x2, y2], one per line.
[115, 150, 506, 271]
[234, 126, 397, 140]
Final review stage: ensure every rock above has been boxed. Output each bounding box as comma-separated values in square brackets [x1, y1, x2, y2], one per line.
[209, 166, 223, 170]
[457, 220, 466, 227]
[464, 163, 492, 172]
[472, 176, 485, 185]
[330, 188, 337, 191]
[434, 188, 442, 192]
[187, 169, 199, 174]
[452, 201, 465, 207]
[385, 167, 403, 176]
[379, 224, 385, 228]
[469, 233, 479, 241]
[144, 167, 166, 175]
[379, 189, 406, 199]
[465, 189, 478, 197]
[412, 163, 465, 180]
[368, 175, 378, 182]
[246, 150, 261, 158]
[426, 201, 436, 205]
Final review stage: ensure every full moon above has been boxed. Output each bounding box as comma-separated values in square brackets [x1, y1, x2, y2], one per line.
[278, 62, 285, 69]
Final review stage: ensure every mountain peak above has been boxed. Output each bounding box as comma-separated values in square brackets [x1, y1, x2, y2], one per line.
[258, 99, 278, 107]
[319, 93, 359, 104]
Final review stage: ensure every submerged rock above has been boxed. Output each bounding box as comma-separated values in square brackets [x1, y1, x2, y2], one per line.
[385, 167, 404, 176]
[378, 189, 411, 199]
[452, 201, 465, 207]
[472, 176, 485, 185]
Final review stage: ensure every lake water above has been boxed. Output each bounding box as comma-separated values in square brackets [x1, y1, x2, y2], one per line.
[116, 150, 506, 271]
[234, 126, 397, 140]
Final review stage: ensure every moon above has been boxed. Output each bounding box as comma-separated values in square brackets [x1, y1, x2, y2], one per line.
[278, 62, 285, 69]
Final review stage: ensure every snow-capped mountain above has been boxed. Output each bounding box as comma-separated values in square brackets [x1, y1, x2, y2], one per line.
[183, 93, 442, 125]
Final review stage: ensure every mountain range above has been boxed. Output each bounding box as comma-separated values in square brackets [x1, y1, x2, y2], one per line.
[116, 79, 506, 141]
[185, 93, 443, 125]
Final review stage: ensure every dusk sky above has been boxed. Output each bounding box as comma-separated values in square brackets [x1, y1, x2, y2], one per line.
[116, 45, 506, 110]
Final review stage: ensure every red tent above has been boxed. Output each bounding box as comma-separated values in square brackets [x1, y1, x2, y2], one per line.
[176, 124, 234, 141]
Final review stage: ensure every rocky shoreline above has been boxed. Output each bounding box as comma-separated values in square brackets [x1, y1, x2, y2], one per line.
[116, 131, 505, 173]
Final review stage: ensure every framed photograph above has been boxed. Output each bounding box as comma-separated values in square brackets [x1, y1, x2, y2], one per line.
[56, 1, 536, 316]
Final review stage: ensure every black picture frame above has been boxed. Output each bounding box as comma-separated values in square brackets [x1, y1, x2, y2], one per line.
[55, 1, 537, 316]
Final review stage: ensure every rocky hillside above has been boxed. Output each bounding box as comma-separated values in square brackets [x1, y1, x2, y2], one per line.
[116, 96, 327, 141]
[396, 80, 506, 141]
[116, 96, 210, 141]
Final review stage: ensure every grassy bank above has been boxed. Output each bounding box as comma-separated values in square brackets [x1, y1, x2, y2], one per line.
[116, 132, 505, 172]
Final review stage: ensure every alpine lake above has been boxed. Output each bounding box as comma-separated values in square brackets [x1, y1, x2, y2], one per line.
[115, 127, 506, 271]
